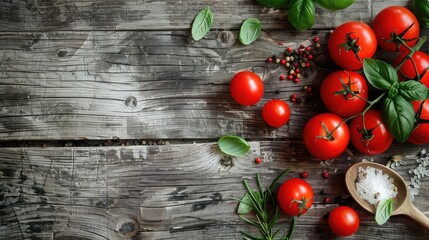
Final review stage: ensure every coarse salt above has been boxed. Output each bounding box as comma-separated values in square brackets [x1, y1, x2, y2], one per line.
[356, 166, 398, 206]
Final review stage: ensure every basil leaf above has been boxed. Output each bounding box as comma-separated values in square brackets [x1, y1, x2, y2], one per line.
[381, 96, 415, 142]
[363, 58, 398, 90]
[313, 0, 354, 10]
[399, 80, 429, 101]
[288, 0, 315, 30]
[239, 18, 262, 45]
[413, 0, 429, 28]
[375, 198, 393, 225]
[237, 192, 253, 214]
[218, 135, 250, 157]
[192, 7, 214, 41]
[388, 82, 399, 98]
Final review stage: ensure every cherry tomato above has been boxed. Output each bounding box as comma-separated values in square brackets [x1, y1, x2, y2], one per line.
[230, 71, 264, 106]
[277, 178, 314, 217]
[320, 70, 368, 117]
[393, 51, 429, 88]
[329, 206, 360, 236]
[349, 110, 393, 155]
[408, 100, 429, 144]
[262, 99, 290, 127]
[372, 6, 419, 52]
[328, 21, 377, 70]
[303, 113, 350, 160]
[256, 0, 289, 8]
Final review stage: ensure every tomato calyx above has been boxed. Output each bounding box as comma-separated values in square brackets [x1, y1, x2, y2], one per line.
[334, 76, 360, 100]
[357, 123, 381, 151]
[290, 197, 311, 217]
[339, 32, 362, 63]
[385, 22, 419, 52]
[316, 121, 336, 141]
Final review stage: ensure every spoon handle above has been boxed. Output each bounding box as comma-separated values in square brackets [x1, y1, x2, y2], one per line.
[407, 204, 429, 230]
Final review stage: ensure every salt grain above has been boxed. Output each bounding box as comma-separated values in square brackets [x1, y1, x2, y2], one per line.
[356, 166, 398, 206]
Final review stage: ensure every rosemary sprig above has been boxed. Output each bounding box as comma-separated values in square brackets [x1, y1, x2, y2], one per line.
[234, 170, 295, 240]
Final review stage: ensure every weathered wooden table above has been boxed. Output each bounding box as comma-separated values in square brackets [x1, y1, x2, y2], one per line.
[0, 0, 428, 239]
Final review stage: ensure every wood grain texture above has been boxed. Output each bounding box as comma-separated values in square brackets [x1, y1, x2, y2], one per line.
[0, 30, 335, 141]
[0, 0, 399, 31]
[0, 143, 428, 239]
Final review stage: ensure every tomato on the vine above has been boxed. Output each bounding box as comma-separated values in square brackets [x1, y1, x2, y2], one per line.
[320, 70, 368, 117]
[303, 113, 350, 160]
[230, 71, 264, 106]
[393, 51, 429, 88]
[277, 178, 313, 217]
[262, 99, 290, 127]
[372, 6, 420, 52]
[349, 109, 393, 155]
[328, 21, 377, 70]
[329, 206, 360, 237]
[409, 100, 429, 144]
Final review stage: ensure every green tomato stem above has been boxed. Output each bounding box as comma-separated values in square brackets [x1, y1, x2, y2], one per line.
[395, 36, 427, 72]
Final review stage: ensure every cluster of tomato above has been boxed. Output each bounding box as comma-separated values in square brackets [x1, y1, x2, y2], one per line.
[304, 6, 429, 161]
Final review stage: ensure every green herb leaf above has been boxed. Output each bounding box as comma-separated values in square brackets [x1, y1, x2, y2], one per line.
[191, 7, 214, 41]
[399, 80, 429, 101]
[239, 18, 262, 45]
[288, 0, 315, 30]
[388, 82, 399, 98]
[286, 217, 296, 240]
[381, 95, 415, 142]
[413, 0, 429, 28]
[218, 135, 250, 157]
[237, 192, 253, 214]
[313, 0, 354, 10]
[375, 198, 393, 225]
[363, 58, 398, 90]
[256, 0, 291, 8]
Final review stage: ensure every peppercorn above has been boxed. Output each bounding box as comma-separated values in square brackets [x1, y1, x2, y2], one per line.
[280, 59, 286, 65]
[322, 170, 329, 178]
[324, 197, 331, 204]
[313, 37, 320, 43]
[301, 172, 308, 178]
[308, 54, 313, 60]
[287, 75, 294, 80]
[255, 158, 262, 164]
[279, 75, 286, 80]
[275, 58, 280, 64]
[294, 78, 300, 83]
[305, 62, 311, 68]
[287, 47, 293, 53]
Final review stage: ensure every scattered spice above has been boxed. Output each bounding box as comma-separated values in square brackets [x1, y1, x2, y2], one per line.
[324, 197, 331, 204]
[406, 149, 429, 201]
[255, 157, 262, 164]
[322, 170, 329, 178]
[301, 172, 309, 178]
[356, 166, 398, 206]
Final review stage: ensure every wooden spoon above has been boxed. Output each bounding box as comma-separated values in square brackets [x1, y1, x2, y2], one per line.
[345, 161, 429, 230]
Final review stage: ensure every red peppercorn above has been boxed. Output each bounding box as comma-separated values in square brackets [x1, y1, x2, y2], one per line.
[295, 69, 300, 74]
[324, 197, 331, 204]
[301, 172, 308, 178]
[305, 46, 311, 51]
[287, 47, 293, 53]
[313, 37, 320, 43]
[294, 78, 300, 83]
[308, 54, 313, 60]
[267, 57, 273, 63]
[294, 63, 299, 67]
[279, 74, 286, 80]
[280, 59, 286, 65]
[307, 86, 313, 93]
[255, 158, 262, 164]
[322, 170, 329, 178]
[305, 62, 311, 68]
[287, 75, 294, 80]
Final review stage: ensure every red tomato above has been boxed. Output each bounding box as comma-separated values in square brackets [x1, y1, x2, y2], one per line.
[320, 70, 368, 117]
[329, 206, 360, 236]
[303, 113, 350, 160]
[372, 6, 419, 52]
[277, 178, 314, 217]
[409, 100, 429, 144]
[349, 110, 393, 155]
[328, 21, 377, 70]
[393, 51, 429, 88]
[230, 71, 264, 106]
[262, 99, 290, 127]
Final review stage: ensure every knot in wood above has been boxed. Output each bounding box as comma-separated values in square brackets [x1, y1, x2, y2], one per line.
[116, 217, 139, 238]
[56, 49, 68, 58]
[217, 31, 234, 44]
[125, 96, 137, 108]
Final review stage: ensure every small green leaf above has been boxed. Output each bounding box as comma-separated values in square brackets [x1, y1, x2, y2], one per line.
[375, 198, 393, 225]
[399, 81, 429, 101]
[218, 135, 250, 157]
[288, 0, 316, 30]
[239, 18, 262, 45]
[237, 193, 253, 214]
[363, 58, 398, 90]
[381, 96, 415, 142]
[191, 7, 214, 41]
[388, 82, 399, 98]
[413, 0, 429, 28]
[313, 0, 354, 10]
[286, 217, 296, 240]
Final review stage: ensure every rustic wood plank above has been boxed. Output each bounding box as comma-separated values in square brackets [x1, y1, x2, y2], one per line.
[0, 143, 428, 239]
[0, 30, 336, 141]
[0, 0, 396, 31]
